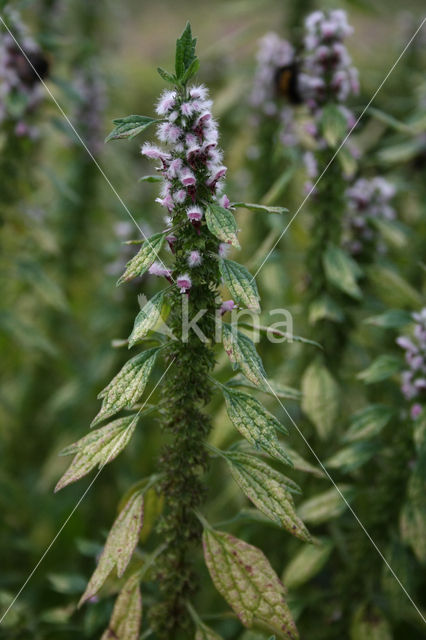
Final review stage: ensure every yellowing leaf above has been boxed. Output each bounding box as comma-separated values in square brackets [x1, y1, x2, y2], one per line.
[222, 387, 292, 465]
[203, 529, 298, 639]
[55, 415, 139, 492]
[92, 348, 159, 426]
[222, 324, 267, 390]
[205, 203, 240, 249]
[297, 485, 355, 525]
[282, 539, 333, 589]
[301, 361, 339, 439]
[117, 233, 166, 285]
[79, 492, 144, 605]
[225, 452, 311, 542]
[128, 291, 166, 347]
[220, 259, 260, 313]
[101, 573, 142, 640]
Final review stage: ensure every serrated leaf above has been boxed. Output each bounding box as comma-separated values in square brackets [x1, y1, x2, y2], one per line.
[101, 573, 142, 640]
[181, 57, 200, 84]
[227, 375, 301, 400]
[297, 485, 355, 525]
[232, 202, 288, 215]
[55, 415, 139, 492]
[301, 361, 339, 439]
[92, 348, 159, 426]
[117, 232, 166, 285]
[106, 115, 159, 142]
[79, 492, 144, 605]
[322, 244, 362, 300]
[365, 309, 412, 329]
[357, 355, 402, 384]
[157, 66, 176, 84]
[350, 603, 392, 640]
[225, 452, 311, 541]
[128, 291, 165, 347]
[206, 203, 240, 249]
[203, 529, 298, 639]
[222, 387, 291, 465]
[222, 324, 267, 389]
[325, 441, 378, 473]
[195, 621, 224, 640]
[344, 405, 394, 442]
[283, 538, 333, 589]
[138, 175, 163, 183]
[175, 22, 197, 81]
[320, 104, 348, 147]
[285, 446, 326, 478]
[220, 259, 260, 313]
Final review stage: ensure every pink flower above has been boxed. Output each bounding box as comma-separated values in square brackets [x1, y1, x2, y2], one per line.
[186, 205, 203, 222]
[207, 166, 227, 187]
[220, 299, 236, 315]
[219, 194, 230, 209]
[141, 142, 170, 160]
[166, 235, 177, 253]
[177, 273, 192, 293]
[411, 404, 423, 420]
[157, 122, 182, 144]
[155, 90, 176, 115]
[218, 242, 231, 258]
[173, 189, 187, 204]
[187, 250, 202, 267]
[167, 158, 183, 179]
[180, 167, 196, 186]
[189, 85, 208, 100]
[149, 261, 172, 280]
[181, 102, 195, 117]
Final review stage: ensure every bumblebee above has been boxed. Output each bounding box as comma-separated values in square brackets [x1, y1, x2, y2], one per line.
[274, 62, 302, 105]
[7, 43, 50, 87]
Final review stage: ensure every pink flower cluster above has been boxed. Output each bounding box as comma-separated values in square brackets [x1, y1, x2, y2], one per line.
[397, 308, 426, 419]
[299, 9, 359, 110]
[142, 84, 233, 298]
[343, 177, 396, 256]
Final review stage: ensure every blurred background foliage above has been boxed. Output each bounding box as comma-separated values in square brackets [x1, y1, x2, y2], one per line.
[0, 0, 425, 638]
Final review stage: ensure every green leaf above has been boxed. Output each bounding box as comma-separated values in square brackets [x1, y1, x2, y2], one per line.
[92, 348, 159, 426]
[101, 573, 142, 640]
[128, 291, 166, 347]
[227, 375, 301, 401]
[205, 203, 240, 249]
[350, 604, 392, 640]
[322, 244, 362, 300]
[369, 217, 407, 249]
[320, 103, 348, 147]
[55, 415, 139, 492]
[220, 259, 260, 313]
[368, 107, 413, 134]
[309, 295, 344, 324]
[181, 57, 200, 84]
[297, 485, 355, 525]
[232, 202, 288, 215]
[225, 452, 312, 541]
[282, 538, 333, 589]
[79, 492, 144, 605]
[285, 446, 326, 479]
[365, 309, 412, 329]
[138, 175, 163, 183]
[357, 355, 402, 384]
[222, 387, 292, 465]
[157, 66, 176, 84]
[301, 361, 339, 439]
[175, 22, 197, 81]
[400, 450, 426, 563]
[195, 621, 224, 640]
[366, 265, 422, 308]
[344, 405, 394, 442]
[106, 115, 159, 142]
[117, 232, 166, 285]
[222, 324, 267, 389]
[325, 441, 379, 473]
[203, 529, 299, 639]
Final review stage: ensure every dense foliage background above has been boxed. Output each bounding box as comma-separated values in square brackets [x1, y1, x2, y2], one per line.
[0, 0, 425, 638]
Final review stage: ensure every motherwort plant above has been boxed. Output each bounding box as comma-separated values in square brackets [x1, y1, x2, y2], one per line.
[56, 25, 311, 640]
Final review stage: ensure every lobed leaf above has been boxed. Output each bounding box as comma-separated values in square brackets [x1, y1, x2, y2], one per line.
[55, 415, 139, 492]
[128, 291, 166, 347]
[203, 529, 299, 639]
[301, 360, 339, 440]
[117, 232, 166, 285]
[231, 202, 288, 215]
[205, 203, 240, 249]
[92, 348, 159, 426]
[222, 324, 267, 390]
[101, 573, 142, 640]
[220, 259, 260, 313]
[222, 387, 292, 465]
[297, 485, 355, 525]
[106, 115, 159, 142]
[79, 492, 144, 605]
[225, 452, 311, 541]
[283, 538, 333, 589]
[322, 244, 362, 300]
